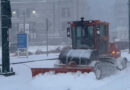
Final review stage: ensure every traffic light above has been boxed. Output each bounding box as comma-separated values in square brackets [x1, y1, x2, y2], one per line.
[1, 0, 12, 28]
[0, 0, 15, 76]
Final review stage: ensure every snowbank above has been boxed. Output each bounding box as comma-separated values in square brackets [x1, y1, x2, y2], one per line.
[121, 49, 130, 61]
[67, 49, 92, 59]
[31, 63, 130, 90]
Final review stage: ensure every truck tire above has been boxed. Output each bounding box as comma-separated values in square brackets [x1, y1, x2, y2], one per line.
[94, 62, 103, 80]
[116, 58, 127, 71]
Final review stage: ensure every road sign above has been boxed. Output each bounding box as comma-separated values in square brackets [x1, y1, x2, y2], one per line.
[17, 33, 27, 48]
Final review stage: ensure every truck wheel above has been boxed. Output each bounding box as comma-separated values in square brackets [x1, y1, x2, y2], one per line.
[116, 58, 127, 71]
[94, 62, 103, 80]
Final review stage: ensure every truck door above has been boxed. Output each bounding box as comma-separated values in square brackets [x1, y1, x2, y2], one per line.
[96, 24, 109, 53]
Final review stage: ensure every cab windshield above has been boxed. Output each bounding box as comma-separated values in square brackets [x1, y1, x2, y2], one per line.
[72, 25, 94, 49]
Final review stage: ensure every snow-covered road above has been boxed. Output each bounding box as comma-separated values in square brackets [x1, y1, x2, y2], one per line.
[0, 61, 130, 90]
[0, 50, 130, 90]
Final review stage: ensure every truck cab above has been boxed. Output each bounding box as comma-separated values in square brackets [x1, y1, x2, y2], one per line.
[68, 18, 109, 54]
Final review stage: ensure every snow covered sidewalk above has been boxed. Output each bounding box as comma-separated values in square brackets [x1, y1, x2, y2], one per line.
[10, 53, 59, 64]
[0, 53, 59, 65]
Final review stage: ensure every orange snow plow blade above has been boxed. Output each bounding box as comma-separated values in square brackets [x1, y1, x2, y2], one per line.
[31, 67, 94, 77]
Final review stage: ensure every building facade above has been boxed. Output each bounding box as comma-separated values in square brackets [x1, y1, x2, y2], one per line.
[113, 0, 129, 41]
[10, 0, 89, 45]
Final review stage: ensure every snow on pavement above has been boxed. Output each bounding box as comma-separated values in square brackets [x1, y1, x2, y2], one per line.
[0, 50, 130, 90]
[0, 45, 60, 65]
[30, 63, 130, 90]
[28, 45, 65, 52]
[1, 62, 129, 90]
[9, 53, 59, 64]
[0, 64, 32, 90]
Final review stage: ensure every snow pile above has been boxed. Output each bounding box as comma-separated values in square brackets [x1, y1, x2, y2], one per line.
[121, 49, 130, 61]
[31, 65, 130, 90]
[67, 49, 92, 59]
[31, 72, 103, 90]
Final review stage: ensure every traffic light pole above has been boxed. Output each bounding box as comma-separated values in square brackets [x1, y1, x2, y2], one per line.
[0, 0, 15, 76]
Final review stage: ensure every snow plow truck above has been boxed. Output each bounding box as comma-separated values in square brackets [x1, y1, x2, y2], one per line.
[31, 18, 127, 80]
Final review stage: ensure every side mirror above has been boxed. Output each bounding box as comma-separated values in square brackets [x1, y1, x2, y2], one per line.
[97, 30, 100, 35]
[67, 27, 71, 37]
[96, 25, 100, 35]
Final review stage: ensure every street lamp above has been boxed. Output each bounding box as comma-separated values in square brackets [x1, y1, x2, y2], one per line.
[32, 10, 36, 15]
[12, 11, 16, 15]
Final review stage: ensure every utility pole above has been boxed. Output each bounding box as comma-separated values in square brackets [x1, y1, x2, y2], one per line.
[53, 1, 55, 32]
[129, 0, 130, 53]
[76, 0, 79, 20]
[0, 0, 15, 76]
[23, 11, 26, 33]
[46, 18, 49, 56]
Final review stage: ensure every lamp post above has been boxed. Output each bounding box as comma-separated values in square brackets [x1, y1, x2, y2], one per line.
[76, 0, 79, 20]
[129, 0, 130, 53]
[46, 18, 49, 56]
[23, 11, 26, 33]
[53, 1, 55, 32]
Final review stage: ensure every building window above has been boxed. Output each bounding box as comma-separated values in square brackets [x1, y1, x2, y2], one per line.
[26, 8, 37, 18]
[62, 22, 67, 31]
[12, 9, 19, 18]
[26, 8, 31, 18]
[30, 22, 36, 32]
[25, 24, 30, 34]
[30, 33, 36, 39]
[19, 24, 24, 33]
[10, 23, 19, 42]
[61, 8, 70, 18]
[12, 23, 19, 30]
